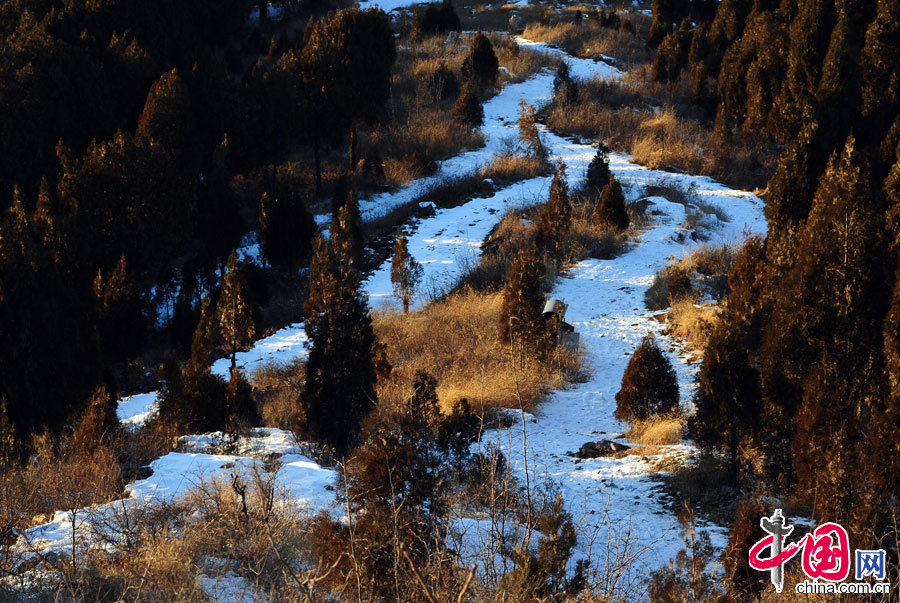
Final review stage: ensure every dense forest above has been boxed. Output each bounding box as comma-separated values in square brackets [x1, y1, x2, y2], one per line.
[2, 0, 900, 599]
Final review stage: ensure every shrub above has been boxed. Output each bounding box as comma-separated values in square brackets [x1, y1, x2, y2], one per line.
[614, 333, 679, 422]
[722, 497, 769, 597]
[452, 82, 484, 129]
[584, 144, 611, 198]
[426, 62, 461, 102]
[597, 175, 629, 230]
[461, 32, 499, 88]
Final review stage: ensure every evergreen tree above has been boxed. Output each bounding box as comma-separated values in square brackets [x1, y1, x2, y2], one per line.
[536, 162, 571, 261]
[452, 82, 484, 129]
[390, 229, 423, 313]
[499, 243, 545, 354]
[597, 175, 629, 231]
[257, 185, 317, 268]
[94, 254, 145, 376]
[462, 32, 499, 88]
[301, 234, 380, 455]
[301, 8, 397, 170]
[860, 0, 900, 129]
[585, 144, 611, 198]
[137, 68, 198, 168]
[225, 369, 259, 430]
[216, 250, 256, 375]
[200, 135, 243, 268]
[331, 190, 364, 272]
[770, 0, 837, 142]
[553, 62, 578, 104]
[614, 333, 679, 422]
[70, 386, 121, 453]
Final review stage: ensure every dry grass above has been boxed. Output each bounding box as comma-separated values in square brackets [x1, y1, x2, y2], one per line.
[543, 76, 777, 190]
[373, 291, 582, 414]
[522, 19, 653, 67]
[626, 413, 684, 447]
[662, 297, 720, 354]
[478, 150, 550, 184]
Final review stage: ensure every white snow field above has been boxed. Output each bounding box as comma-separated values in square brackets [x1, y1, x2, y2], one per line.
[20, 35, 767, 597]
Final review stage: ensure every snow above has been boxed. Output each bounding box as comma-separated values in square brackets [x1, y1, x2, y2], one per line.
[210, 323, 309, 379]
[21, 429, 336, 556]
[23, 35, 768, 595]
[116, 391, 158, 430]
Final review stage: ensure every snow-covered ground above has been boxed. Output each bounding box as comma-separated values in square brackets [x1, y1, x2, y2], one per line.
[20, 35, 767, 596]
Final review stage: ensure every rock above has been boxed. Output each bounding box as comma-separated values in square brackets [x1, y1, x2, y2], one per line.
[508, 14, 525, 34]
[571, 439, 631, 459]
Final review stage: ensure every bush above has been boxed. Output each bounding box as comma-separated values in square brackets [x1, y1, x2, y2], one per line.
[597, 175, 629, 230]
[452, 82, 484, 129]
[614, 333, 679, 422]
[584, 144, 611, 198]
[721, 497, 769, 597]
[461, 32, 499, 88]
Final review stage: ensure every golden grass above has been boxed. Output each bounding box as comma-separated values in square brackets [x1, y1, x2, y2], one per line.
[521, 20, 653, 67]
[479, 151, 550, 184]
[663, 296, 720, 353]
[626, 413, 684, 446]
[543, 74, 777, 190]
[373, 291, 581, 414]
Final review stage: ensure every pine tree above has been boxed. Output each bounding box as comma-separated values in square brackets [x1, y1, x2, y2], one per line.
[499, 243, 545, 355]
[462, 32, 500, 88]
[721, 498, 769, 597]
[301, 234, 380, 455]
[136, 68, 198, 168]
[536, 162, 571, 261]
[518, 101, 546, 159]
[301, 9, 397, 171]
[597, 175, 629, 231]
[225, 369, 259, 430]
[189, 295, 219, 373]
[258, 184, 317, 268]
[390, 229, 423, 313]
[94, 254, 144, 374]
[200, 135, 242, 267]
[217, 250, 256, 375]
[452, 82, 484, 129]
[331, 190, 364, 273]
[70, 386, 121, 453]
[585, 144, 611, 198]
[779, 138, 887, 522]
[860, 0, 900, 127]
[689, 321, 761, 482]
[770, 0, 837, 142]
[614, 333, 679, 422]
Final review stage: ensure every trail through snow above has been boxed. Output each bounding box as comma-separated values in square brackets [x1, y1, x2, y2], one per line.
[21, 36, 767, 596]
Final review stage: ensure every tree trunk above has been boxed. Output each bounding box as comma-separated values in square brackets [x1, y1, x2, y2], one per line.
[258, 1, 269, 25]
[349, 124, 357, 173]
[313, 132, 322, 202]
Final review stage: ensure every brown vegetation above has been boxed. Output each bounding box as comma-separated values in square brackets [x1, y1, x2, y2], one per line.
[372, 290, 581, 414]
[543, 77, 777, 190]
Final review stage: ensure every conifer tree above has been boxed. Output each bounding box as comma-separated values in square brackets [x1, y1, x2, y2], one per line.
[94, 254, 144, 374]
[136, 68, 198, 168]
[518, 101, 546, 159]
[331, 190, 364, 273]
[614, 333, 679, 422]
[860, 0, 900, 127]
[390, 229, 423, 313]
[301, 9, 397, 171]
[70, 386, 121, 453]
[189, 295, 219, 372]
[258, 185, 317, 268]
[225, 369, 259, 430]
[301, 234, 380, 455]
[536, 162, 571, 261]
[217, 250, 256, 375]
[777, 138, 887, 522]
[200, 135, 242, 267]
[585, 144, 611, 198]
[597, 175, 629, 231]
[499, 243, 545, 354]
[452, 82, 484, 129]
[462, 32, 499, 88]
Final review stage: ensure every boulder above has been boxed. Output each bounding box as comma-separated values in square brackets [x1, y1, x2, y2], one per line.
[572, 439, 630, 459]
